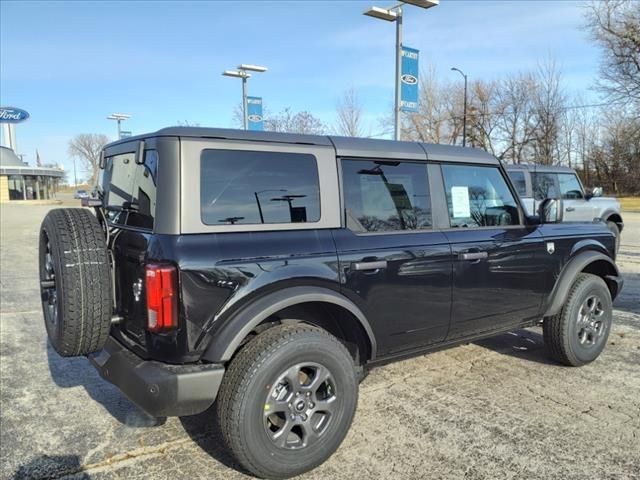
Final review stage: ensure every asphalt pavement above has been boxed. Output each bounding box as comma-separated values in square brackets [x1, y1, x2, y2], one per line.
[1, 195, 638, 480]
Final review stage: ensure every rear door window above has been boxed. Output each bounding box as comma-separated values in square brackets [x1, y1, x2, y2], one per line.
[441, 164, 520, 228]
[341, 159, 431, 233]
[200, 149, 320, 225]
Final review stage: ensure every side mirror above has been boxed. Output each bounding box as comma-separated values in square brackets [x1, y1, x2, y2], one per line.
[590, 187, 603, 198]
[538, 198, 563, 224]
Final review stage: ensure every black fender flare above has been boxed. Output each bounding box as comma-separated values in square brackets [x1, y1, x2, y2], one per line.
[201, 286, 377, 363]
[544, 250, 621, 317]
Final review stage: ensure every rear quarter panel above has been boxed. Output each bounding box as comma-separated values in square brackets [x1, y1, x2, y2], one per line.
[153, 230, 340, 361]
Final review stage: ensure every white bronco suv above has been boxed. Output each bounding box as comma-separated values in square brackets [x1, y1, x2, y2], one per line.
[506, 164, 623, 251]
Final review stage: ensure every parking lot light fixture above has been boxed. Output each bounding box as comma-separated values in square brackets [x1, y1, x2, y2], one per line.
[222, 64, 267, 130]
[238, 64, 268, 73]
[107, 113, 131, 139]
[363, 6, 399, 21]
[402, 0, 439, 9]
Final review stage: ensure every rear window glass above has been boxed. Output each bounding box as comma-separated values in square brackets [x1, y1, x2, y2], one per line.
[105, 150, 157, 229]
[200, 149, 320, 225]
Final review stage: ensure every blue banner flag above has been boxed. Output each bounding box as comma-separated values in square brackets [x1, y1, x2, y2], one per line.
[247, 96, 264, 131]
[400, 46, 419, 112]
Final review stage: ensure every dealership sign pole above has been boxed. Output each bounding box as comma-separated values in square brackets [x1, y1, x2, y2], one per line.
[364, 1, 436, 141]
[247, 97, 264, 131]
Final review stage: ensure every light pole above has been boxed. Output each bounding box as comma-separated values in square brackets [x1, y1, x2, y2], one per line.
[254, 189, 286, 223]
[451, 67, 468, 147]
[364, 0, 438, 141]
[107, 113, 131, 139]
[223, 64, 267, 130]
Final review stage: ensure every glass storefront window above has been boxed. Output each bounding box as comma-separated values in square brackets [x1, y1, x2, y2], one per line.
[8, 175, 24, 200]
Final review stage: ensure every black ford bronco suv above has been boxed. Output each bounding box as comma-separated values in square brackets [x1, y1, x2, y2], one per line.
[39, 128, 623, 479]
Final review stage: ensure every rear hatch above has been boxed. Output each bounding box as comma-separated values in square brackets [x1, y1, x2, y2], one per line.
[102, 148, 157, 351]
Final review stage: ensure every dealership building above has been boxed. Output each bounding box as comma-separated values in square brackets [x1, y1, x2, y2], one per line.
[0, 146, 64, 202]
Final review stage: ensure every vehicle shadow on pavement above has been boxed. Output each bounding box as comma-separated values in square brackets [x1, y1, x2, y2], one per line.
[613, 273, 640, 319]
[473, 328, 560, 366]
[13, 454, 90, 479]
[46, 341, 161, 428]
[179, 406, 247, 474]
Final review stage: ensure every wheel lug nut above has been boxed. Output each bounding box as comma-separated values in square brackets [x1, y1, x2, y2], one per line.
[309, 402, 315, 408]
[301, 414, 307, 421]
[306, 392, 310, 397]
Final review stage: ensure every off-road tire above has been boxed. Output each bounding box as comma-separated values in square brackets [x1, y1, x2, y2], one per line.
[543, 273, 612, 367]
[606, 220, 620, 254]
[216, 323, 358, 479]
[39, 208, 112, 357]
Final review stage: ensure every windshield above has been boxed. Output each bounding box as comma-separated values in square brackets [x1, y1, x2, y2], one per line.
[104, 150, 157, 229]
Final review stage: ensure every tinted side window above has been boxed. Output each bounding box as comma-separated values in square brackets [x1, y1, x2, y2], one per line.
[507, 170, 527, 197]
[341, 159, 431, 233]
[532, 172, 559, 200]
[558, 173, 583, 199]
[442, 164, 520, 228]
[200, 149, 320, 225]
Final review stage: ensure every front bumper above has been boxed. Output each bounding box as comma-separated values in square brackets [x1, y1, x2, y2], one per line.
[88, 336, 224, 418]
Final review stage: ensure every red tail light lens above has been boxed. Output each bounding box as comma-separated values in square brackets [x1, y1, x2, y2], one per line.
[145, 264, 178, 333]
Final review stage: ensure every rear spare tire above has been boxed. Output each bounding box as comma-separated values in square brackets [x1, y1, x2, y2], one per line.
[39, 208, 112, 357]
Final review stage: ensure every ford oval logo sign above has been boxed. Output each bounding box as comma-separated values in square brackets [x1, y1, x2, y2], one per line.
[0, 107, 30, 123]
[248, 114, 263, 122]
[401, 74, 418, 86]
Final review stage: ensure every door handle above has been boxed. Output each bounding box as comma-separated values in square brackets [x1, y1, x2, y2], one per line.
[565, 207, 575, 212]
[352, 260, 388, 271]
[458, 251, 488, 261]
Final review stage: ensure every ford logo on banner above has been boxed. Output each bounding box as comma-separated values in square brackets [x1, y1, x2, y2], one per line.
[401, 74, 418, 85]
[248, 114, 263, 122]
[0, 106, 30, 123]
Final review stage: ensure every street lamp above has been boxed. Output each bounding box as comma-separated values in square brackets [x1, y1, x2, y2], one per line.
[254, 189, 286, 223]
[451, 67, 468, 147]
[107, 113, 131, 139]
[223, 64, 268, 130]
[364, 0, 438, 141]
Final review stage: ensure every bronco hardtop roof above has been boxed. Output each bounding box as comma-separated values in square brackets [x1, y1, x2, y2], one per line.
[105, 126, 498, 164]
[505, 163, 575, 173]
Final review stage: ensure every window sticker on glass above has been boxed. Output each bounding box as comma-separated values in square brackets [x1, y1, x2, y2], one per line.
[451, 186, 471, 218]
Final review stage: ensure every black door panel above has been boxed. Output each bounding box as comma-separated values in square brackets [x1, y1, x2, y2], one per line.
[445, 227, 547, 339]
[333, 229, 452, 355]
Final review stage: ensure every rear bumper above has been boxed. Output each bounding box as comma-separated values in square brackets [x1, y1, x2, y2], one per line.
[88, 336, 224, 418]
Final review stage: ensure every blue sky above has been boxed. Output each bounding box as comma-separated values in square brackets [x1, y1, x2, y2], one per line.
[1, 0, 600, 179]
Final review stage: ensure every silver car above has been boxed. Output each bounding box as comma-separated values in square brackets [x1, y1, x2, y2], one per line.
[506, 164, 623, 251]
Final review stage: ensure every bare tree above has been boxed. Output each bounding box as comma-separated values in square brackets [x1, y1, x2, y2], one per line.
[495, 72, 538, 163]
[400, 67, 455, 143]
[68, 133, 110, 185]
[265, 108, 326, 135]
[334, 88, 364, 137]
[585, 0, 640, 106]
[531, 58, 566, 165]
[466, 79, 501, 155]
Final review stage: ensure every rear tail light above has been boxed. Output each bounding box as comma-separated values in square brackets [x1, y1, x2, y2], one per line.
[145, 264, 178, 333]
